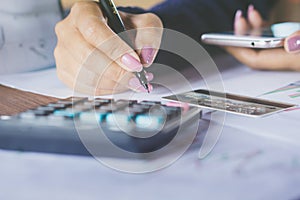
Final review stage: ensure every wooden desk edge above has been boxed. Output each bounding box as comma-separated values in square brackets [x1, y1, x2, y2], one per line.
[0, 85, 58, 116]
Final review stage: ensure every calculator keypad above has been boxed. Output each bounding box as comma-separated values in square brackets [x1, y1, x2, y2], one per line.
[18, 98, 186, 132]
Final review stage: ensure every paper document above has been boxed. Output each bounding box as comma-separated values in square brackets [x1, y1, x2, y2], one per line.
[259, 80, 300, 104]
[0, 68, 73, 98]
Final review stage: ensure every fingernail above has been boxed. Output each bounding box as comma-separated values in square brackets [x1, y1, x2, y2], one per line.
[287, 36, 300, 52]
[141, 47, 156, 66]
[146, 72, 154, 81]
[248, 4, 254, 13]
[129, 77, 153, 93]
[235, 10, 243, 21]
[121, 54, 143, 72]
[147, 84, 153, 93]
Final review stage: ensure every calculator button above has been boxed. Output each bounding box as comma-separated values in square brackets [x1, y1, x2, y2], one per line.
[36, 106, 56, 113]
[47, 103, 68, 109]
[73, 104, 93, 111]
[128, 107, 145, 115]
[128, 100, 138, 105]
[80, 111, 107, 123]
[83, 101, 102, 108]
[94, 99, 112, 104]
[55, 101, 73, 107]
[100, 101, 129, 111]
[20, 112, 37, 119]
[148, 105, 166, 115]
[162, 106, 181, 116]
[140, 105, 152, 110]
[53, 109, 81, 119]
[135, 114, 165, 130]
[33, 110, 53, 116]
[106, 113, 132, 130]
[130, 104, 150, 110]
[22, 109, 52, 117]
[60, 97, 88, 104]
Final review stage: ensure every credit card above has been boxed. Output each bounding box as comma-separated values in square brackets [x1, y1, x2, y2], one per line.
[163, 89, 297, 117]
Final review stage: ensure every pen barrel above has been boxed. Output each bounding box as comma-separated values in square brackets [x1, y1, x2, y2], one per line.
[98, 0, 150, 92]
[99, 0, 125, 33]
[134, 69, 148, 85]
[99, 0, 134, 48]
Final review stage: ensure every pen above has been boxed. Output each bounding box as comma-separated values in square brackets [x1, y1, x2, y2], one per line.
[98, 0, 150, 93]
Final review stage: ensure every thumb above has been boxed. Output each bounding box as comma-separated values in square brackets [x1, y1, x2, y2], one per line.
[284, 30, 300, 53]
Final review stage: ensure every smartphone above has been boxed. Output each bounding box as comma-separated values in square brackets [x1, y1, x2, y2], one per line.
[201, 27, 285, 49]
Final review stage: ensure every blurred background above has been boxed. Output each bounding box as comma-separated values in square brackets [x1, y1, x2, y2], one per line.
[270, 0, 300, 23]
[61, 0, 163, 9]
[114, 0, 163, 8]
[61, 0, 300, 22]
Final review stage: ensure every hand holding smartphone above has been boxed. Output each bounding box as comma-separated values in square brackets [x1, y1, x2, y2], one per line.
[201, 22, 300, 49]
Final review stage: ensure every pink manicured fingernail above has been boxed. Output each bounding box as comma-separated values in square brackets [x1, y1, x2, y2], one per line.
[287, 36, 300, 52]
[248, 4, 254, 13]
[235, 10, 243, 21]
[141, 47, 155, 66]
[129, 77, 153, 93]
[146, 72, 154, 81]
[121, 54, 143, 72]
[148, 84, 153, 92]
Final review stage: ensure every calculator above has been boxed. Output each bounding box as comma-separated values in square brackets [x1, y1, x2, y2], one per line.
[0, 97, 201, 157]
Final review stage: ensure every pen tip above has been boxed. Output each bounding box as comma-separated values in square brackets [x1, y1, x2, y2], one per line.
[145, 84, 150, 93]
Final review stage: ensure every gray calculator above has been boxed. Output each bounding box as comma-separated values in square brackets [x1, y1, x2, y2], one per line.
[0, 98, 201, 157]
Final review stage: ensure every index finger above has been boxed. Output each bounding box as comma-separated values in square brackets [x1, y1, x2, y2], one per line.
[69, 2, 143, 72]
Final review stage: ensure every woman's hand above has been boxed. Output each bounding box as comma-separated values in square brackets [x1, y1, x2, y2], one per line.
[225, 5, 300, 71]
[54, 1, 163, 95]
